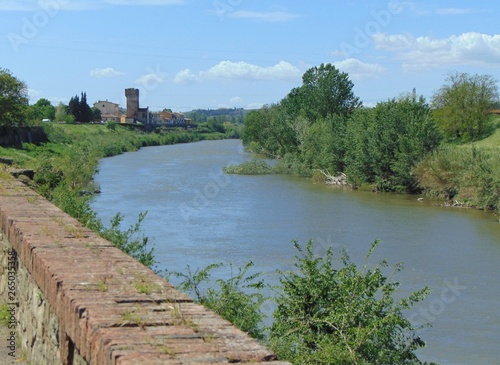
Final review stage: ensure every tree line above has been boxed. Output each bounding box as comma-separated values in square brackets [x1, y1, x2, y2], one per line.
[241, 63, 499, 195]
[0, 68, 102, 125]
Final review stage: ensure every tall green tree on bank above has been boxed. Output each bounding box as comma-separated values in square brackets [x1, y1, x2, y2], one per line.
[0, 68, 29, 127]
[282, 63, 362, 122]
[431, 71, 499, 142]
[243, 64, 361, 160]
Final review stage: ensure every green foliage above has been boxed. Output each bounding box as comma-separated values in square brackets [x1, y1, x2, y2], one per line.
[54, 102, 75, 124]
[92, 107, 102, 121]
[241, 90, 441, 193]
[172, 261, 265, 339]
[0, 303, 10, 326]
[68, 92, 93, 123]
[223, 159, 274, 175]
[0, 68, 29, 127]
[242, 105, 299, 158]
[432, 72, 499, 142]
[413, 146, 500, 212]
[345, 95, 442, 192]
[283, 63, 362, 121]
[27, 98, 56, 124]
[269, 240, 432, 365]
[96, 212, 156, 269]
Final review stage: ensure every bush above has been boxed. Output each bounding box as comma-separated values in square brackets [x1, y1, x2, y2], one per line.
[96, 212, 156, 269]
[171, 261, 265, 339]
[269, 240, 433, 365]
[414, 146, 500, 211]
[223, 159, 274, 175]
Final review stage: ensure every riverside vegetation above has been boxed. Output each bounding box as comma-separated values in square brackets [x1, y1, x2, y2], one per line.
[2, 65, 498, 363]
[0, 122, 239, 268]
[227, 66, 500, 213]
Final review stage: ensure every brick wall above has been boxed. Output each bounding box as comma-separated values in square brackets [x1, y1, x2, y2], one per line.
[0, 177, 290, 365]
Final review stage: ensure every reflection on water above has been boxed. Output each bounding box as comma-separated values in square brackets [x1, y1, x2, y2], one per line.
[92, 139, 500, 365]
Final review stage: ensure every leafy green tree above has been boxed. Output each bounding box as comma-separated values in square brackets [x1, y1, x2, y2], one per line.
[242, 104, 299, 158]
[432, 71, 499, 141]
[0, 68, 29, 127]
[345, 95, 441, 192]
[298, 114, 349, 174]
[270, 240, 433, 365]
[283, 63, 362, 122]
[28, 98, 56, 123]
[54, 102, 75, 124]
[92, 106, 102, 122]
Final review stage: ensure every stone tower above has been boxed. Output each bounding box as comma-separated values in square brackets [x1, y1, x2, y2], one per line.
[125, 88, 139, 118]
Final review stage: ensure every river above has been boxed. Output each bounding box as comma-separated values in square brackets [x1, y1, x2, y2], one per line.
[91, 139, 500, 365]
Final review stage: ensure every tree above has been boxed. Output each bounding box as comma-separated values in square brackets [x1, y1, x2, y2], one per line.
[92, 107, 102, 122]
[28, 98, 56, 123]
[0, 68, 29, 127]
[80, 92, 93, 123]
[345, 94, 442, 192]
[68, 92, 93, 123]
[68, 94, 81, 121]
[432, 71, 499, 141]
[269, 240, 433, 365]
[283, 63, 362, 122]
[54, 102, 75, 124]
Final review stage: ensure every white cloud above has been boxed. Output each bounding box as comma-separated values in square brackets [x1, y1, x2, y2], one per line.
[373, 32, 500, 71]
[333, 58, 387, 80]
[230, 96, 244, 104]
[173, 69, 197, 84]
[27, 88, 41, 102]
[90, 67, 123, 78]
[436, 8, 471, 15]
[228, 10, 299, 22]
[174, 60, 301, 83]
[135, 72, 167, 87]
[204, 60, 301, 80]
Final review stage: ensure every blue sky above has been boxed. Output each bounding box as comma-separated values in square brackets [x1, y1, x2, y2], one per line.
[1, 0, 499, 112]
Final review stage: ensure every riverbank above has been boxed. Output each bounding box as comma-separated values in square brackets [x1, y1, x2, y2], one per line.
[0, 123, 236, 264]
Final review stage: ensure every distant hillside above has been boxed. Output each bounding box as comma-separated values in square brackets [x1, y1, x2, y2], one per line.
[186, 108, 254, 124]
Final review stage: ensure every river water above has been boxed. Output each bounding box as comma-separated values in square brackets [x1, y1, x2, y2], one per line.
[91, 139, 500, 365]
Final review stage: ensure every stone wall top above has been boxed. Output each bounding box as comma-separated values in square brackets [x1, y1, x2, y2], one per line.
[0, 177, 290, 365]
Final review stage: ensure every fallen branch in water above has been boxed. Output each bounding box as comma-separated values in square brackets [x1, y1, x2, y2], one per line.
[318, 170, 348, 186]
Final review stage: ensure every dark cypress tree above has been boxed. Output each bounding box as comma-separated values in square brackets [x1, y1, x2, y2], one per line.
[68, 94, 81, 122]
[80, 92, 93, 123]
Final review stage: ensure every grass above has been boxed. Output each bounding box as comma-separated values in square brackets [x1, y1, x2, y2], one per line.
[0, 303, 10, 326]
[470, 128, 500, 149]
[414, 120, 500, 212]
